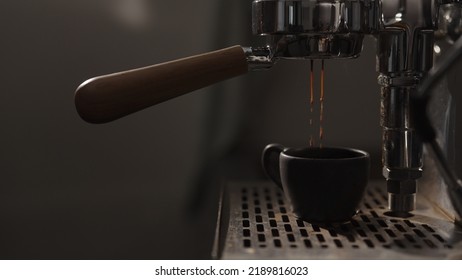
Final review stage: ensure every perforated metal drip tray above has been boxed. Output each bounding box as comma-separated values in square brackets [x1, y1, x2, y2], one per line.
[212, 181, 462, 259]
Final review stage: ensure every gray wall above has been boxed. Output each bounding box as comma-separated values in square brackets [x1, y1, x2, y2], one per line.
[1, 0, 459, 258]
[1, 0, 228, 259]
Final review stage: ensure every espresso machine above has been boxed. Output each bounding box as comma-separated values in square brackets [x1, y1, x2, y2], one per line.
[75, 0, 462, 259]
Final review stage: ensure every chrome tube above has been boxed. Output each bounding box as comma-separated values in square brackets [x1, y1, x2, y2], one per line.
[378, 0, 438, 213]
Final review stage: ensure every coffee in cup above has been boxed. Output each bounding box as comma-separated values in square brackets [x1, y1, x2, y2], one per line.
[262, 143, 370, 223]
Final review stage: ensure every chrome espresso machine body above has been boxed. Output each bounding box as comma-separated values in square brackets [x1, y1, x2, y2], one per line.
[245, 0, 462, 219]
[209, 1, 462, 259]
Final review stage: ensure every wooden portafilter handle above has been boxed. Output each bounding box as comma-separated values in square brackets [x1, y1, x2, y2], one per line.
[74, 45, 249, 124]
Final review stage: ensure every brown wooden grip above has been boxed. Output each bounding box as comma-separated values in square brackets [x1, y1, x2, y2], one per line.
[74, 45, 248, 123]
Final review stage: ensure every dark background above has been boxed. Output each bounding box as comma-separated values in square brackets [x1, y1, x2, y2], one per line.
[1, 0, 460, 259]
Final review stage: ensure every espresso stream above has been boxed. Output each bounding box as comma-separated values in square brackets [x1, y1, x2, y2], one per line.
[309, 60, 325, 148]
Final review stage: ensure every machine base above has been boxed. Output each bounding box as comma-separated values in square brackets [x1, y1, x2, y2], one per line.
[213, 181, 462, 259]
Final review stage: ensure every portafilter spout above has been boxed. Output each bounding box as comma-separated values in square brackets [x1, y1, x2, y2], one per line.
[74, 0, 371, 124]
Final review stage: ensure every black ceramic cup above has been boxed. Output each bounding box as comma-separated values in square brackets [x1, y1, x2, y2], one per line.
[262, 143, 370, 223]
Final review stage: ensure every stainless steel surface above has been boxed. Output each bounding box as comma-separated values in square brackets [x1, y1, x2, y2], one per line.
[388, 192, 417, 214]
[438, 2, 462, 42]
[437, 2, 462, 43]
[424, 140, 462, 226]
[380, 86, 423, 178]
[243, 46, 274, 70]
[268, 34, 364, 59]
[214, 181, 462, 259]
[250, 0, 378, 59]
[440, 0, 462, 5]
[412, 23, 462, 224]
[252, 0, 377, 35]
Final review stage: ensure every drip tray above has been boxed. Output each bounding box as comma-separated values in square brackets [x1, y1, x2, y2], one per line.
[212, 181, 462, 259]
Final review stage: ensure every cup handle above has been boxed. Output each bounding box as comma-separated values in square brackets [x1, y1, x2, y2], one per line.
[262, 143, 285, 189]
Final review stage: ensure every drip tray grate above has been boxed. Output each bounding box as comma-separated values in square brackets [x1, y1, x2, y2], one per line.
[213, 181, 462, 259]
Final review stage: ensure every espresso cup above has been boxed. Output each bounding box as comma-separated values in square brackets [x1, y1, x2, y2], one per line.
[262, 143, 370, 223]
